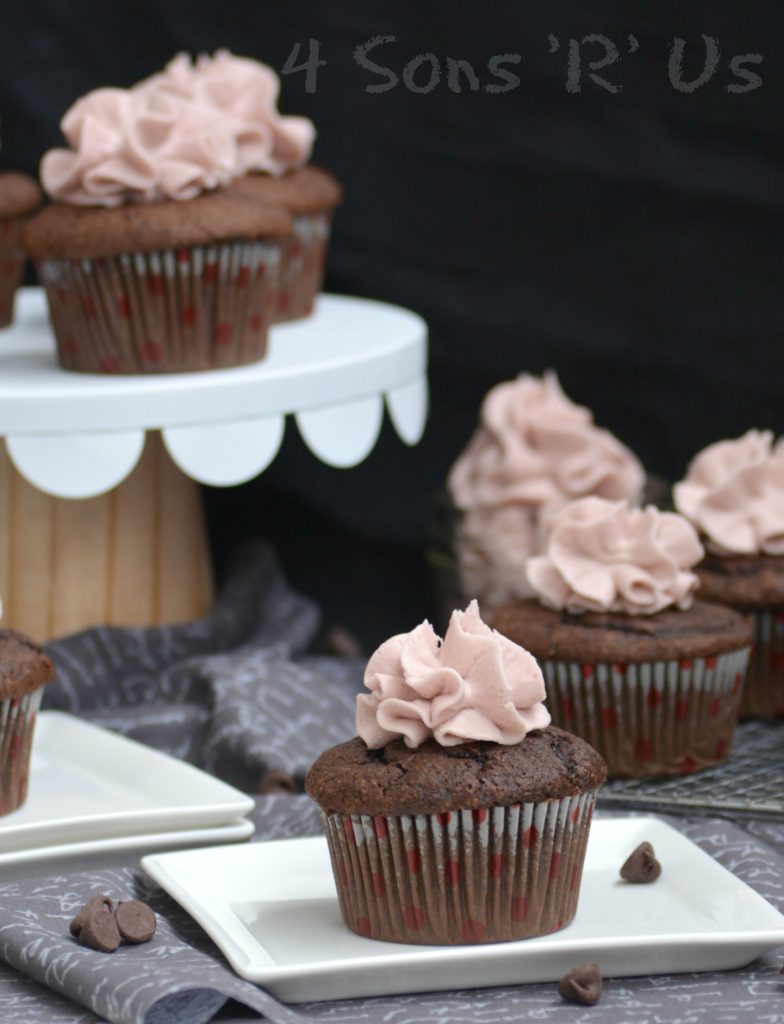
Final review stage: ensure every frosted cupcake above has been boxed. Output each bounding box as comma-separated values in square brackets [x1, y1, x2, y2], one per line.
[23, 60, 296, 373]
[0, 168, 42, 327]
[491, 497, 753, 778]
[432, 372, 645, 617]
[674, 429, 784, 717]
[146, 51, 342, 322]
[305, 601, 606, 945]
[0, 629, 55, 816]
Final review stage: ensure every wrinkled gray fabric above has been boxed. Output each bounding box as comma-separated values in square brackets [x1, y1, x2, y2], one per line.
[42, 543, 361, 791]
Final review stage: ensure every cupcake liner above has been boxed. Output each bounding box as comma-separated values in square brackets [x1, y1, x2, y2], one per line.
[271, 212, 331, 323]
[0, 687, 43, 816]
[741, 607, 784, 718]
[541, 648, 751, 778]
[0, 216, 27, 328]
[37, 239, 282, 373]
[321, 789, 598, 945]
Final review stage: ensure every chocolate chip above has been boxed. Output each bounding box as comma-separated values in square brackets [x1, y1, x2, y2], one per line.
[620, 841, 662, 883]
[69, 895, 113, 937]
[258, 770, 298, 795]
[115, 900, 156, 944]
[558, 962, 602, 1005]
[79, 907, 121, 953]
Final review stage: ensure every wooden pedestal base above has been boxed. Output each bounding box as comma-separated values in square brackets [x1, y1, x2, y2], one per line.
[0, 432, 214, 641]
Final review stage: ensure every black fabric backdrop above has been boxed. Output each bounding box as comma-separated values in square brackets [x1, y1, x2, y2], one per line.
[2, 2, 782, 646]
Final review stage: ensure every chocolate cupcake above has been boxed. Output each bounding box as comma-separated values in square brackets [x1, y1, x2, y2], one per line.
[231, 165, 342, 322]
[305, 602, 606, 946]
[433, 373, 645, 621]
[674, 430, 784, 717]
[0, 629, 55, 816]
[145, 51, 341, 324]
[23, 55, 299, 374]
[0, 171, 42, 327]
[25, 193, 291, 373]
[491, 497, 753, 778]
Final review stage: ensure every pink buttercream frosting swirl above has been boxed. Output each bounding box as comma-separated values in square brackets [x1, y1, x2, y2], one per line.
[448, 372, 644, 513]
[673, 430, 784, 556]
[356, 600, 550, 749]
[453, 505, 541, 607]
[142, 51, 315, 176]
[526, 497, 703, 615]
[446, 373, 644, 607]
[41, 51, 315, 206]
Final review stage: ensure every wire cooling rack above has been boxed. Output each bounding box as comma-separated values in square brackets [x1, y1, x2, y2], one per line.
[598, 720, 784, 820]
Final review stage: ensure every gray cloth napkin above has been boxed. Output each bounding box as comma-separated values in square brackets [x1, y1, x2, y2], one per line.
[42, 542, 361, 792]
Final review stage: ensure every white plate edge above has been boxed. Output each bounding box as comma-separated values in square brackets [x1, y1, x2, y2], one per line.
[142, 855, 271, 970]
[0, 817, 255, 867]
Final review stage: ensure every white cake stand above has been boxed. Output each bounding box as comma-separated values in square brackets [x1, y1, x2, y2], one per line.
[0, 288, 428, 639]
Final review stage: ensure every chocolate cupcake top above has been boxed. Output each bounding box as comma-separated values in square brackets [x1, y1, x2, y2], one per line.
[23, 191, 292, 260]
[24, 50, 318, 260]
[696, 553, 784, 609]
[0, 171, 43, 219]
[0, 628, 55, 699]
[491, 597, 753, 663]
[305, 726, 606, 816]
[307, 602, 606, 815]
[230, 165, 343, 215]
[491, 497, 750, 661]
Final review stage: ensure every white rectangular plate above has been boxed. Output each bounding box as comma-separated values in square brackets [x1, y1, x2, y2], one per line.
[142, 817, 784, 1003]
[0, 711, 254, 854]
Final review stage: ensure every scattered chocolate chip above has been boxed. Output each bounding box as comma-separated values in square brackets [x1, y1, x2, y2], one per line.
[558, 962, 602, 1005]
[69, 895, 157, 951]
[258, 770, 298, 795]
[620, 841, 662, 883]
[79, 907, 121, 953]
[324, 626, 364, 659]
[115, 901, 157, 944]
[69, 895, 113, 937]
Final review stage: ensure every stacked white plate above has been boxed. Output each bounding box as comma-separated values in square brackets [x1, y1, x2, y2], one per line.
[0, 711, 254, 870]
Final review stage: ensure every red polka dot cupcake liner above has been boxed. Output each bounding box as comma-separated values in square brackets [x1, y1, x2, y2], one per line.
[541, 647, 751, 779]
[270, 212, 331, 323]
[36, 239, 281, 374]
[0, 687, 43, 817]
[0, 216, 28, 328]
[741, 608, 784, 718]
[321, 789, 598, 946]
